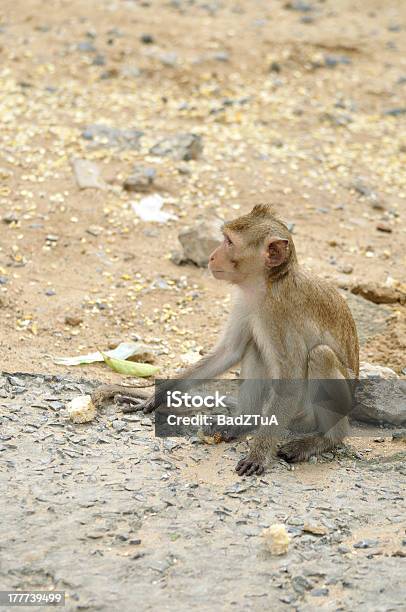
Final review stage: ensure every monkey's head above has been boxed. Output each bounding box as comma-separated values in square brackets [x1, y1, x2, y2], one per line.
[208, 204, 297, 285]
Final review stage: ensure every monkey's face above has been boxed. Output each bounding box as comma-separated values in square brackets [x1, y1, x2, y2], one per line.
[208, 231, 261, 284]
[209, 224, 292, 286]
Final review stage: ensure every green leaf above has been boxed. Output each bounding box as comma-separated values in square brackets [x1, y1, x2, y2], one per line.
[54, 341, 149, 366]
[100, 352, 159, 377]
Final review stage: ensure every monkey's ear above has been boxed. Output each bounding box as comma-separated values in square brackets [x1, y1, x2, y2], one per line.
[266, 237, 289, 267]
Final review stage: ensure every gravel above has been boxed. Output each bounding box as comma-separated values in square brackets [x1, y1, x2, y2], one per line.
[0, 371, 405, 610]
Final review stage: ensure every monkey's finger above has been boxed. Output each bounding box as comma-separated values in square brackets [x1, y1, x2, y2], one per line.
[236, 458, 265, 476]
[142, 400, 157, 413]
[115, 394, 144, 406]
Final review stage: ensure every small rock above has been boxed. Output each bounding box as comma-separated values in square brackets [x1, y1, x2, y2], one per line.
[212, 51, 229, 62]
[112, 420, 127, 432]
[324, 55, 351, 67]
[338, 545, 351, 553]
[339, 264, 353, 274]
[351, 282, 405, 305]
[310, 588, 329, 597]
[177, 164, 191, 175]
[392, 431, 406, 442]
[292, 575, 313, 594]
[376, 222, 392, 233]
[77, 41, 96, 53]
[92, 54, 106, 66]
[353, 367, 406, 427]
[82, 124, 143, 149]
[350, 177, 384, 209]
[123, 166, 156, 192]
[100, 68, 119, 80]
[175, 218, 222, 267]
[159, 52, 178, 67]
[383, 108, 406, 117]
[72, 159, 106, 190]
[392, 550, 406, 557]
[140, 33, 155, 44]
[263, 524, 290, 555]
[284, 1, 313, 11]
[86, 225, 104, 237]
[322, 112, 353, 127]
[68, 396, 96, 424]
[150, 133, 203, 161]
[2, 212, 18, 224]
[359, 363, 399, 380]
[303, 521, 328, 535]
[65, 314, 83, 327]
[269, 61, 281, 73]
[353, 539, 379, 549]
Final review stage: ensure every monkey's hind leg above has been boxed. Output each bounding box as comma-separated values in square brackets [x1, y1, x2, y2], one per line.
[277, 345, 351, 463]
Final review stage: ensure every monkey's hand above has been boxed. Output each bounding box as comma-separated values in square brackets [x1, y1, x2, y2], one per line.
[138, 394, 157, 414]
[235, 454, 266, 476]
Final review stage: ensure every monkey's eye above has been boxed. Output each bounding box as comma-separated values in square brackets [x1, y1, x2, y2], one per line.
[224, 235, 233, 246]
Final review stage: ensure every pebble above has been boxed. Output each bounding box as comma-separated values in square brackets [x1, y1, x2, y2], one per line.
[339, 264, 353, 274]
[64, 314, 83, 327]
[140, 34, 155, 44]
[2, 212, 18, 224]
[303, 521, 328, 535]
[351, 282, 405, 305]
[123, 166, 156, 192]
[310, 588, 329, 597]
[150, 133, 203, 161]
[354, 539, 379, 549]
[174, 218, 222, 267]
[81, 124, 143, 149]
[72, 159, 106, 190]
[376, 222, 392, 233]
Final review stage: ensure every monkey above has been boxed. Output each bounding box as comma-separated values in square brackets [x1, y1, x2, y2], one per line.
[92, 204, 359, 476]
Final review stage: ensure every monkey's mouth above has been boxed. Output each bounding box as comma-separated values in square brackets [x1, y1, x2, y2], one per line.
[211, 270, 226, 277]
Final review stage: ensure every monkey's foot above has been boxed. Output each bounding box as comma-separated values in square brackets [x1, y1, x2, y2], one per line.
[235, 455, 265, 476]
[277, 436, 332, 463]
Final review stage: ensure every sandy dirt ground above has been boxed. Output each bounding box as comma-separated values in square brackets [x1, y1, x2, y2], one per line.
[0, 0, 405, 380]
[0, 0, 405, 610]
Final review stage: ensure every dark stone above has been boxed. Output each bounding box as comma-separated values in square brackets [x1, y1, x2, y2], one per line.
[383, 108, 406, 117]
[140, 34, 155, 44]
[82, 125, 143, 149]
[150, 133, 203, 161]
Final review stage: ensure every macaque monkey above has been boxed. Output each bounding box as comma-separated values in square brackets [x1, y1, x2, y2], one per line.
[93, 205, 359, 476]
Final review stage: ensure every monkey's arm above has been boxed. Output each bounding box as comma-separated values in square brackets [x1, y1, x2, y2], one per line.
[144, 307, 252, 412]
[92, 304, 251, 412]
